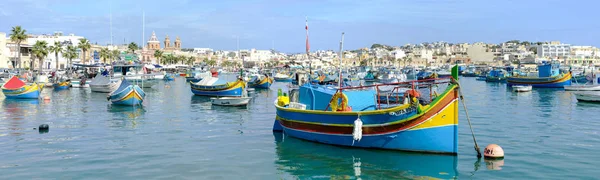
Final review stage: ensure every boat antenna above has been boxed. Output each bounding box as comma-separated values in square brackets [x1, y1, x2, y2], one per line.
[338, 32, 345, 89]
[305, 16, 311, 83]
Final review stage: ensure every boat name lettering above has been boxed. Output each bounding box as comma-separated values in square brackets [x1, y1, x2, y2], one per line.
[389, 106, 417, 116]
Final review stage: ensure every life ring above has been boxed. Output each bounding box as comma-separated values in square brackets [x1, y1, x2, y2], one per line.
[330, 92, 349, 112]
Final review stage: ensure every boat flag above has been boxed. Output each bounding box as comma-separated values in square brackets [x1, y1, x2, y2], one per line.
[451, 65, 459, 80]
[305, 17, 310, 54]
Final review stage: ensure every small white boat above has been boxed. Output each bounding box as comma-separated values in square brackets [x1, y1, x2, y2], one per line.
[90, 74, 119, 93]
[512, 85, 532, 92]
[573, 92, 600, 102]
[210, 97, 252, 106]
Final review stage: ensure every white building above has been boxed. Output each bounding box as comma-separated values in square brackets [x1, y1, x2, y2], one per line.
[536, 41, 571, 59]
[570, 46, 599, 58]
[0, 32, 9, 68]
[390, 49, 406, 59]
[249, 49, 273, 62]
[26, 32, 85, 69]
[192, 48, 214, 55]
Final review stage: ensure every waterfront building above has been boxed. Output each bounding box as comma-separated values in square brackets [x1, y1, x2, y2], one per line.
[570, 46, 599, 58]
[535, 41, 571, 59]
[466, 42, 495, 62]
[6, 38, 33, 69]
[0, 32, 9, 68]
[24, 32, 85, 69]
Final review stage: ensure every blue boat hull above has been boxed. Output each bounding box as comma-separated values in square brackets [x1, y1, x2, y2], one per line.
[249, 82, 271, 89]
[191, 87, 243, 96]
[53, 84, 70, 90]
[507, 73, 572, 88]
[274, 78, 292, 82]
[110, 85, 145, 106]
[276, 121, 458, 153]
[2, 90, 40, 99]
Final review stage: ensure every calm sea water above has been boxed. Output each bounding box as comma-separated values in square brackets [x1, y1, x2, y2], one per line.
[0, 76, 598, 179]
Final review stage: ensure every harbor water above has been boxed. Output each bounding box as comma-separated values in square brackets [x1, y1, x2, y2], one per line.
[0, 76, 598, 179]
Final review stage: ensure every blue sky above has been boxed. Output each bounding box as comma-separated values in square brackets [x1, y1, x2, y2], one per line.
[1, 0, 599, 53]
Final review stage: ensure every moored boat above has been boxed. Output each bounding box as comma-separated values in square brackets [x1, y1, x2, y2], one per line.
[273, 72, 460, 154]
[190, 77, 245, 97]
[573, 91, 600, 102]
[53, 80, 71, 91]
[108, 79, 145, 106]
[90, 73, 119, 93]
[1, 76, 43, 99]
[274, 73, 293, 82]
[507, 61, 572, 88]
[210, 97, 252, 106]
[564, 71, 600, 91]
[248, 75, 273, 89]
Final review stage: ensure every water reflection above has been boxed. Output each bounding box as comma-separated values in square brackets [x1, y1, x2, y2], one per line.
[273, 132, 458, 179]
[1, 99, 40, 136]
[106, 105, 146, 128]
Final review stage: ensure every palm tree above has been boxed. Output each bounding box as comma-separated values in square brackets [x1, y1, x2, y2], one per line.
[154, 50, 163, 64]
[187, 56, 195, 66]
[207, 59, 217, 67]
[63, 45, 78, 70]
[32, 41, 49, 75]
[78, 38, 91, 64]
[111, 50, 120, 62]
[49, 41, 63, 70]
[99, 48, 110, 64]
[9, 26, 27, 69]
[178, 55, 186, 64]
[128, 42, 138, 53]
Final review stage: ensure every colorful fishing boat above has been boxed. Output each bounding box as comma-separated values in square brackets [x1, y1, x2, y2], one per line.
[273, 70, 461, 154]
[485, 68, 508, 82]
[108, 79, 145, 106]
[53, 80, 71, 90]
[274, 73, 293, 82]
[164, 73, 175, 81]
[363, 71, 378, 82]
[248, 76, 273, 89]
[1, 76, 43, 99]
[507, 61, 572, 88]
[190, 77, 245, 97]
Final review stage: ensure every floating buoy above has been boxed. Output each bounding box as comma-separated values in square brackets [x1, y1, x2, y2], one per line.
[38, 124, 49, 134]
[484, 144, 504, 159]
[43, 96, 50, 101]
[164, 85, 170, 88]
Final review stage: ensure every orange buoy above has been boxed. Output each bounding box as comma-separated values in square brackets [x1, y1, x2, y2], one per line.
[484, 144, 504, 159]
[405, 89, 421, 98]
[43, 96, 50, 101]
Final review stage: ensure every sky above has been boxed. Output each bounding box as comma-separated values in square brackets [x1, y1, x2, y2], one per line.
[0, 0, 599, 53]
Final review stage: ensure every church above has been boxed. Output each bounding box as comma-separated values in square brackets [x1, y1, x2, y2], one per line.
[141, 31, 181, 64]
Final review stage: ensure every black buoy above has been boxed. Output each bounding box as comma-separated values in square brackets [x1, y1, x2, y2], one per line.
[39, 124, 49, 134]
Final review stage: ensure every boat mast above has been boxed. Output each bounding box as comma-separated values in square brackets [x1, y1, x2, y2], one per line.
[338, 32, 345, 89]
[142, 11, 145, 52]
[305, 17, 311, 83]
[109, 0, 113, 47]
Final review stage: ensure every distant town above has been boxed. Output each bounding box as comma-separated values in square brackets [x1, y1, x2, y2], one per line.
[1, 27, 599, 71]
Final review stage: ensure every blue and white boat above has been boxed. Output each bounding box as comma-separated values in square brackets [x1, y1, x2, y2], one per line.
[108, 79, 145, 106]
[190, 77, 245, 97]
[507, 61, 572, 88]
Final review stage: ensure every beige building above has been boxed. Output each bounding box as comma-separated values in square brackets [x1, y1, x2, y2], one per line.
[466, 43, 494, 62]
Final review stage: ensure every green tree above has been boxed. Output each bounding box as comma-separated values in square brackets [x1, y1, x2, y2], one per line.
[63, 45, 78, 69]
[78, 38, 91, 64]
[111, 49, 120, 62]
[154, 50, 163, 64]
[128, 42, 138, 53]
[32, 41, 49, 75]
[99, 47, 110, 64]
[207, 59, 217, 67]
[227, 52, 236, 58]
[9, 26, 27, 69]
[49, 41, 63, 70]
[187, 56, 195, 66]
[529, 47, 538, 55]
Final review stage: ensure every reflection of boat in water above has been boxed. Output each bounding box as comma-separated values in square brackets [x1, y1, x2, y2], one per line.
[273, 132, 457, 179]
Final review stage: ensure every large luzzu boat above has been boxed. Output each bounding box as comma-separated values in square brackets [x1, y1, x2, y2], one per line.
[273, 70, 461, 154]
[190, 77, 245, 97]
[507, 61, 572, 88]
[1, 76, 43, 99]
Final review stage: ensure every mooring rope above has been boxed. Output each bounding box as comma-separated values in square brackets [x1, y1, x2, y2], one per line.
[457, 83, 482, 158]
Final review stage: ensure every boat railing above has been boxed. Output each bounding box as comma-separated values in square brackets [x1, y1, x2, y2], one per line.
[323, 77, 453, 111]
